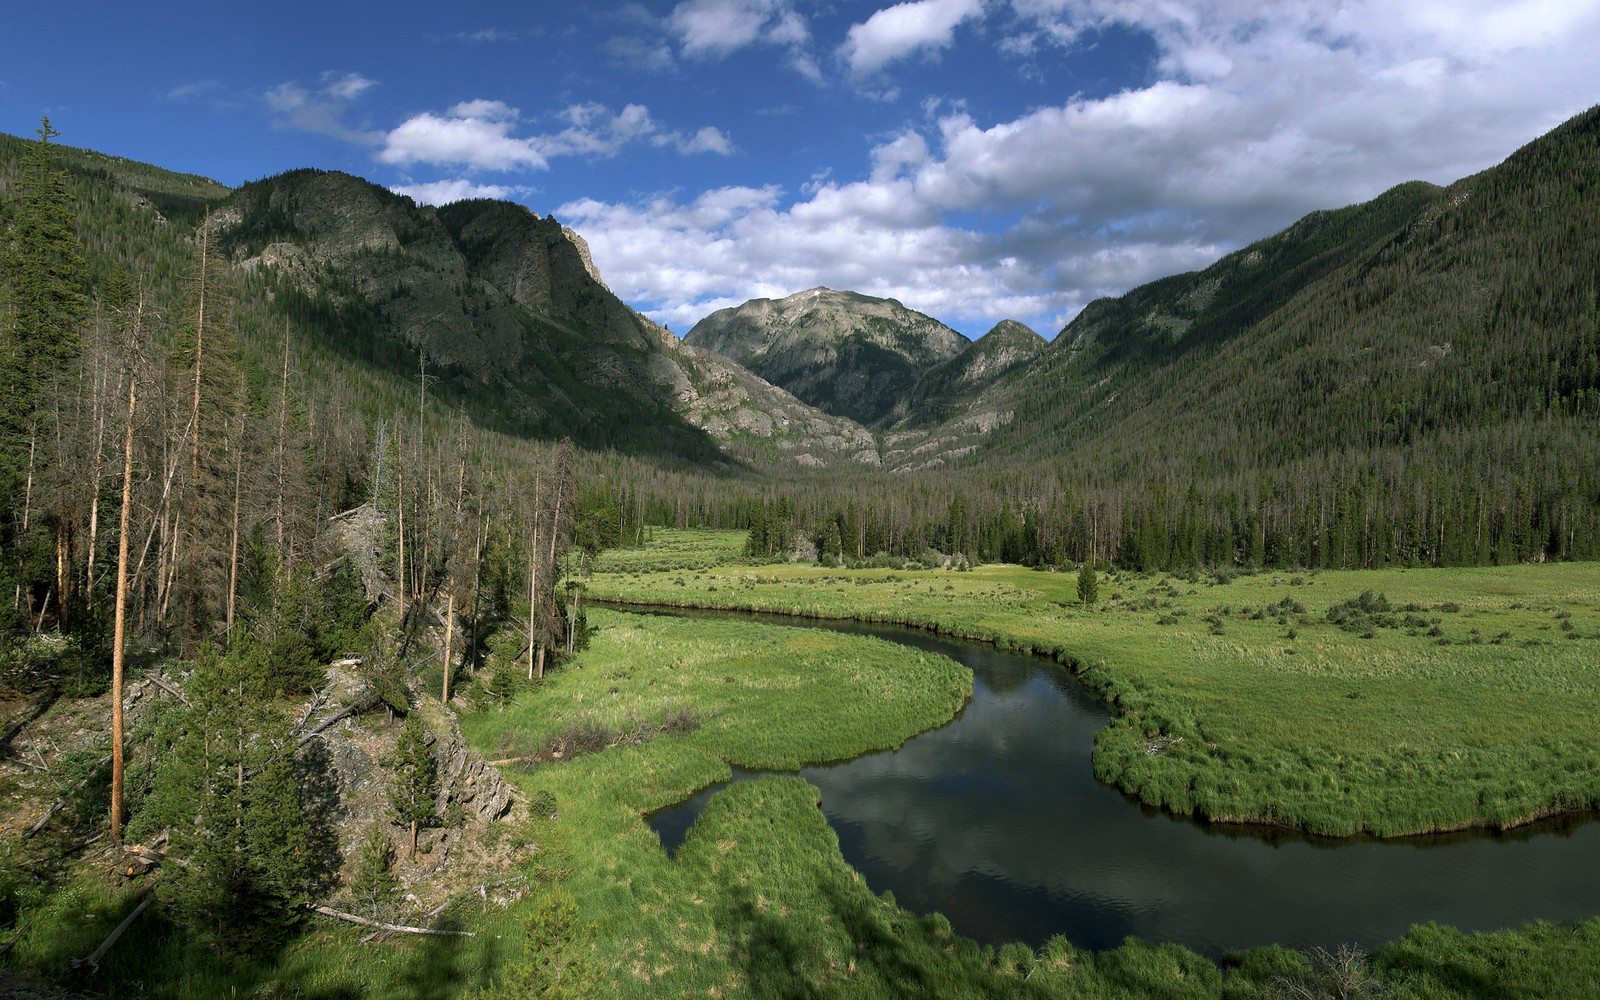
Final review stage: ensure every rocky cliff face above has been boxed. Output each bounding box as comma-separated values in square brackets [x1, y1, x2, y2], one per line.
[684, 287, 970, 426]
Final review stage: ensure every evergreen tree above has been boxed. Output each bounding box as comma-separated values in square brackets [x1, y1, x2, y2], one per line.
[478, 888, 598, 1000]
[349, 820, 399, 919]
[0, 117, 87, 508]
[1077, 560, 1099, 607]
[136, 645, 318, 949]
[388, 712, 438, 857]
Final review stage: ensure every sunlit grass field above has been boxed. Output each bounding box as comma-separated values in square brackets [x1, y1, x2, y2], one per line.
[586, 530, 1600, 837]
[453, 599, 1600, 999]
[590, 527, 751, 574]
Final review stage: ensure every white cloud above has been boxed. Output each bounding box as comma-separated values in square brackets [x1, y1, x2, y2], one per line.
[841, 0, 985, 78]
[555, 0, 1600, 337]
[378, 106, 548, 171]
[377, 100, 731, 172]
[265, 72, 383, 145]
[390, 179, 533, 205]
[666, 0, 820, 79]
[323, 72, 377, 101]
[669, 0, 806, 54]
[659, 125, 736, 155]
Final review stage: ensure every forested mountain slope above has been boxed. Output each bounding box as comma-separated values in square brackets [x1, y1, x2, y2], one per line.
[952, 105, 1600, 567]
[4, 103, 1598, 579]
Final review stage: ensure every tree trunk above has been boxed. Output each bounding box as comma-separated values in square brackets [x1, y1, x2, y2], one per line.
[396, 462, 406, 610]
[542, 486, 564, 678]
[226, 437, 241, 632]
[275, 331, 290, 567]
[527, 474, 541, 682]
[109, 300, 141, 844]
[441, 591, 454, 703]
[85, 381, 105, 612]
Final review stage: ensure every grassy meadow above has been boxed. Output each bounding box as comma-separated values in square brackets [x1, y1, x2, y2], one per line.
[585, 531, 1600, 838]
[453, 592, 1600, 999]
[456, 605, 1600, 999]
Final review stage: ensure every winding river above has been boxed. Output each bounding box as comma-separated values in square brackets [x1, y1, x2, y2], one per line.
[645, 610, 1600, 957]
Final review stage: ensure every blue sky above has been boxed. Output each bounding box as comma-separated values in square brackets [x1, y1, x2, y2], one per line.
[4, 1, 1598, 338]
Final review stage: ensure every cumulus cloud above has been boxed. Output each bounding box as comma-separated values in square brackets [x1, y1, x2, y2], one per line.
[377, 99, 732, 172]
[265, 72, 383, 144]
[378, 103, 547, 171]
[390, 179, 534, 205]
[841, 0, 985, 78]
[666, 0, 822, 79]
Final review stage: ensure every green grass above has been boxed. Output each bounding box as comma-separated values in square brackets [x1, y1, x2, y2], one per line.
[11, 550, 1600, 997]
[457, 609, 1007, 997]
[586, 534, 1600, 838]
[457, 600, 1600, 999]
[592, 528, 757, 574]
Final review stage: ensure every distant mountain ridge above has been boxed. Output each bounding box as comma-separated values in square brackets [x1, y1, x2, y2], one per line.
[684, 287, 970, 426]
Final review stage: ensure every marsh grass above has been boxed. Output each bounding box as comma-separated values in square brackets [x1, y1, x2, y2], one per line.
[585, 536, 1600, 838]
[592, 528, 755, 574]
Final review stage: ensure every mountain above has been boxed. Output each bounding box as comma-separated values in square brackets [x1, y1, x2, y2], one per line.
[5, 102, 1598, 571]
[944, 104, 1600, 565]
[683, 287, 970, 426]
[208, 170, 878, 469]
[987, 106, 1600, 469]
[893, 319, 1046, 427]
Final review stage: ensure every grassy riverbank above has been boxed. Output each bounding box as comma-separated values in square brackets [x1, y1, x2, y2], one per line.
[587, 532, 1600, 838]
[457, 602, 1600, 998]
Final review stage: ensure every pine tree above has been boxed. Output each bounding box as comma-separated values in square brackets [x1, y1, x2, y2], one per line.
[478, 888, 598, 1000]
[136, 645, 317, 949]
[388, 712, 438, 857]
[0, 118, 87, 508]
[350, 820, 399, 919]
[1077, 560, 1098, 607]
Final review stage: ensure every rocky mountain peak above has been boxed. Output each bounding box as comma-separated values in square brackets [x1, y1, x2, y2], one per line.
[683, 287, 970, 426]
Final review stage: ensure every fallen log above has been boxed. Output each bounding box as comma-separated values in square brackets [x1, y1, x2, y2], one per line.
[148, 675, 190, 707]
[305, 904, 475, 938]
[0, 914, 34, 958]
[71, 887, 153, 973]
[486, 754, 537, 767]
[291, 686, 331, 738]
[296, 694, 378, 747]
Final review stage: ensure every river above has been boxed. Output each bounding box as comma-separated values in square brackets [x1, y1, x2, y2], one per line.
[644, 610, 1600, 956]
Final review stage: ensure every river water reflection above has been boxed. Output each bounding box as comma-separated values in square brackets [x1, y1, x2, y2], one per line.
[643, 611, 1600, 956]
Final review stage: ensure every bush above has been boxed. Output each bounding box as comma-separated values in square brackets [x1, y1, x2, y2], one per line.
[660, 705, 702, 735]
